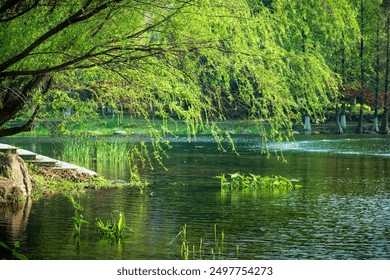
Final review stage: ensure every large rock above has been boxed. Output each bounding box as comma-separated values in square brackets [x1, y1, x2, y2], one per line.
[0, 154, 32, 203]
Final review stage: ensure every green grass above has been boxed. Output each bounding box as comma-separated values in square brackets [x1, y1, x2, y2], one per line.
[15, 116, 272, 137]
[31, 171, 126, 201]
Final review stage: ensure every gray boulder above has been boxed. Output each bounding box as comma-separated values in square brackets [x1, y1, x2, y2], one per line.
[0, 154, 32, 203]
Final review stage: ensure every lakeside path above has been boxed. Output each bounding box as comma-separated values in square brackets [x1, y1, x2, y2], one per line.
[0, 143, 97, 176]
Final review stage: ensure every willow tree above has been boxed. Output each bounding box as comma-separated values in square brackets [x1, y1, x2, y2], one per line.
[364, 0, 388, 133]
[0, 0, 201, 137]
[267, 0, 360, 133]
[0, 2, 322, 136]
[0, 0, 355, 160]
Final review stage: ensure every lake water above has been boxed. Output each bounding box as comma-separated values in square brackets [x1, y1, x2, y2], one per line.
[0, 134, 389, 259]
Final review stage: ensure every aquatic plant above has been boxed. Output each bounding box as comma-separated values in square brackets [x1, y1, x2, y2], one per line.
[217, 172, 297, 192]
[179, 224, 189, 259]
[172, 224, 228, 260]
[61, 137, 150, 193]
[95, 211, 131, 241]
[95, 140, 129, 165]
[73, 210, 89, 236]
[0, 241, 28, 260]
[61, 138, 94, 166]
[62, 138, 130, 167]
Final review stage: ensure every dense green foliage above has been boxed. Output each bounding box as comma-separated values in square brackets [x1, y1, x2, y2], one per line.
[0, 0, 358, 137]
[0, 1, 389, 177]
[217, 172, 296, 192]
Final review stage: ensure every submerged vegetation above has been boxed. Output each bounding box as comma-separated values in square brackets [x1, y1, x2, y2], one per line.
[217, 172, 301, 192]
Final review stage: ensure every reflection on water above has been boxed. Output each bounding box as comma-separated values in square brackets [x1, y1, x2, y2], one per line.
[0, 199, 32, 240]
[265, 136, 390, 157]
[0, 135, 389, 259]
[0, 198, 32, 258]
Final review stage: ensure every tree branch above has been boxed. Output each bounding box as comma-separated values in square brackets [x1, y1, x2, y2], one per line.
[0, 43, 188, 77]
[0, 105, 40, 137]
[0, 75, 45, 126]
[126, 1, 192, 40]
[0, 0, 23, 15]
[0, 0, 195, 79]
[0, 0, 123, 74]
[0, 0, 39, 22]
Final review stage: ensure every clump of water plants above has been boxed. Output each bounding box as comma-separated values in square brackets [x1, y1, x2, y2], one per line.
[95, 211, 132, 241]
[217, 172, 298, 191]
[61, 138, 130, 166]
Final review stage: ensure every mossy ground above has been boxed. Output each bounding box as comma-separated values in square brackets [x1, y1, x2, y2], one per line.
[30, 166, 126, 200]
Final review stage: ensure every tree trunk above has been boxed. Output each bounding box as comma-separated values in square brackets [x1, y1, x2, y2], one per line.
[374, 14, 380, 133]
[373, 117, 380, 132]
[336, 37, 346, 134]
[340, 114, 347, 129]
[304, 115, 312, 133]
[382, 14, 390, 134]
[0, 76, 50, 137]
[0, 76, 43, 127]
[356, 0, 365, 134]
[382, 98, 389, 134]
[0, 106, 40, 137]
[335, 102, 343, 134]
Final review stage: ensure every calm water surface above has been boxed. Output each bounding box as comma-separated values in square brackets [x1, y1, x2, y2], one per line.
[1, 134, 389, 259]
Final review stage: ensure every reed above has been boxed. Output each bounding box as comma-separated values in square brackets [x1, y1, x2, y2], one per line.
[180, 224, 189, 260]
[62, 138, 95, 166]
[31, 172, 123, 201]
[95, 140, 129, 164]
[173, 224, 230, 260]
[61, 137, 150, 192]
[62, 138, 130, 168]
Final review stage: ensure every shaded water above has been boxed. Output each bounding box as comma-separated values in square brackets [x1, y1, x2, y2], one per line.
[1, 134, 389, 259]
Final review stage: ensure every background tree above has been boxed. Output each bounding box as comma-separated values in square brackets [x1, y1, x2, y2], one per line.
[356, 0, 366, 133]
[268, 0, 359, 131]
[382, 0, 390, 133]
